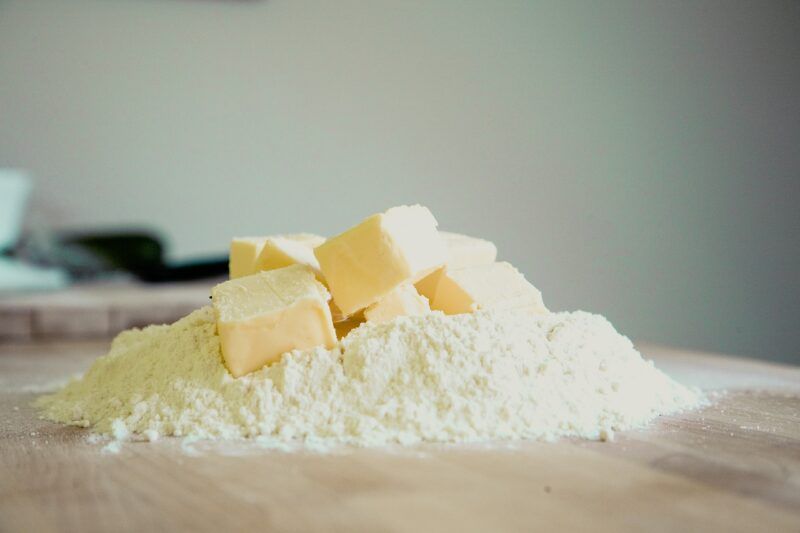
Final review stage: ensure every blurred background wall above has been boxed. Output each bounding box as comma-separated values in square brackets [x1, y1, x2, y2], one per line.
[0, 0, 798, 362]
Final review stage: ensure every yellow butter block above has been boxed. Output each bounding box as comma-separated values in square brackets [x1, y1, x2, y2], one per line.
[329, 300, 366, 339]
[229, 237, 269, 279]
[286, 233, 326, 248]
[364, 284, 430, 324]
[212, 265, 336, 377]
[440, 231, 498, 268]
[415, 231, 498, 300]
[333, 315, 364, 339]
[229, 233, 324, 279]
[315, 205, 446, 316]
[430, 261, 548, 316]
[255, 236, 323, 278]
[329, 300, 346, 323]
[414, 271, 444, 303]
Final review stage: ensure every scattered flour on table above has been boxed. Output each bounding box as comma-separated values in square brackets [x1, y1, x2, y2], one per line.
[36, 307, 702, 449]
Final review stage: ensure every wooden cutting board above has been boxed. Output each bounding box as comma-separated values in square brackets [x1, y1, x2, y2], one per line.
[0, 342, 798, 532]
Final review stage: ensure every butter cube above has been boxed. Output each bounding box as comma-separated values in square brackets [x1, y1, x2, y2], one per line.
[229, 233, 324, 279]
[416, 231, 498, 300]
[364, 284, 431, 324]
[314, 205, 446, 315]
[255, 236, 323, 278]
[329, 300, 366, 339]
[212, 265, 336, 377]
[229, 237, 269, 279]
[333, 315, 364, 339]
[430, 261, 548, 316]
[440, 231, 498, 268]
[286, 233, 326, 248]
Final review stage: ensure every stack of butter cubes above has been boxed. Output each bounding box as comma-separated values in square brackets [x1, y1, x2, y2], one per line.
[213, 205, 548, 377]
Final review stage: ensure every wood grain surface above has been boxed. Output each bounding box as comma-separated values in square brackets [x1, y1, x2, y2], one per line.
[0, 282, 213, 341]
[0, 341, 798, 532]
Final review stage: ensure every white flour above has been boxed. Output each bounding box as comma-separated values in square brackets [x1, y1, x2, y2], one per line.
[36, 307, 702, 448]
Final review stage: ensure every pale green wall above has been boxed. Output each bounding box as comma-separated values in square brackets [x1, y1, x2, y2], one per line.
[1, 0, 798, 362]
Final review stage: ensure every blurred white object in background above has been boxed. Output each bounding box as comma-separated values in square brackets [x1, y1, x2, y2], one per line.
[0, 168, 30, 250]
[0, 169, 67, 292]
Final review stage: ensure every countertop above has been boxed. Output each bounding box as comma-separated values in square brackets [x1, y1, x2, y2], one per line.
[1, 341, 799, 532]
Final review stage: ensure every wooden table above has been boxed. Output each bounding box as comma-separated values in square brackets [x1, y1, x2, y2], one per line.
[1, 341, 798, 532]
[0, 282, 213, 341]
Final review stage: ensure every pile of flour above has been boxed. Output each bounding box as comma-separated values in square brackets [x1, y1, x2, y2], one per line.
[37, 307, 701, 448]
